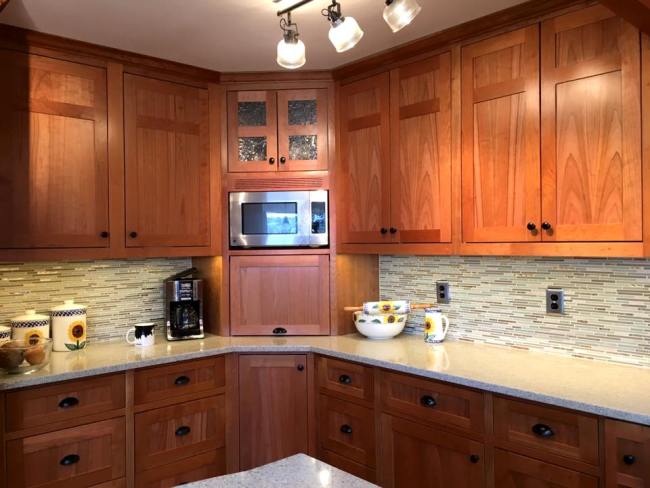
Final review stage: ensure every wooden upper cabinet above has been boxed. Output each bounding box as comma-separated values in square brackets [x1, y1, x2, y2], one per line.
[540, 6, 642, 242]
[124, 74, 210, 248]
[461, 26, 541, 243]
[339, 73, 391, 244]
[227, 89, 328, 172]
[605, 419, 650, 487]
[0, 51, 109, 249]
[390, 54, 452, 244]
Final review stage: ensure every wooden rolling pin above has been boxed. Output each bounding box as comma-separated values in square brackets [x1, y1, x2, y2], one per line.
[344, 303, 433, 312]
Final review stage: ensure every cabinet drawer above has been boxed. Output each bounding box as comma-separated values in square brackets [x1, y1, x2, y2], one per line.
[134, 356, 225, 405]
[317, 356, 373, 403]
[5, 374, 125, 433]
[379, 370, 484, 433]
[319, 449, 375, 483]
[494, 396, 599, 465]
[135, 448, 226, 488]
[6, 417, 126, 488]
[604, 419, 650, 487]
[318, 395, 375, 467]
[134, 395, 225, 470]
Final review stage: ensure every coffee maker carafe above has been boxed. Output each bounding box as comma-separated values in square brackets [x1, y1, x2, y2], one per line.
[164, 268, 204, 341]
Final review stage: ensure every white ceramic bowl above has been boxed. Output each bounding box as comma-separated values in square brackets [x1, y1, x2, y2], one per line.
[354, 311, 407, 340]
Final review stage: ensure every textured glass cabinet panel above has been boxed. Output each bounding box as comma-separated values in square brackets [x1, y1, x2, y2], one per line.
[238, 101, 267, 126]
[288, 99, 317, 125]
[289, 135, 317, 160]
[239, 137, 267, 161]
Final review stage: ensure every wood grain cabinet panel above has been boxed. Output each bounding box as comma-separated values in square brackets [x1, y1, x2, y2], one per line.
[238, 354, 309, 470]
[317, 356, 374, 404]
[6, 417, 125, 488]
[0, 50, 109, 249]
[5, 374, 125, 433]
[230, 255, 330, 336]
[124, 74, 210, 248]
[605, 419, 650, 487]
[134, 395, 225, 470]
[378, 414, 485, 488]
[494, 449, 599, 488]
[540, 6, 642, 242]
[461, 26, 541, 243]
[135, 448, 226, 488]
[494, 396, 599, 466]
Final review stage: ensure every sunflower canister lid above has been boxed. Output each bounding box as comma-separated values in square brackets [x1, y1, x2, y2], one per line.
[51, 300, 87, 352]
[11, 309, 50, 326]
[10, 310, 51, 346]
[50, 299, 87, 315]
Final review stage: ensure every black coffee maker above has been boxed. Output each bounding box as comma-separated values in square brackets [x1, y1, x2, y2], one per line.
[164, 268, 204, 340]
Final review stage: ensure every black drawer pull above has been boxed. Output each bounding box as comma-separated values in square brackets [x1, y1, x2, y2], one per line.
[58, 397, 79, 409]
[60, 454, 80, 466]
[272, 327, 287, 335]
[340, 424, 353, 434]
[297, 364, 305, 372]
[531, 423, 554, 438]
[469, 454, 480, 464]
[175, 425, 191, 437]
[623, 454, 636, 465]
[420, 395, 437, 408]
[174, 375, 191, 386]
[338, 374, 352, 385]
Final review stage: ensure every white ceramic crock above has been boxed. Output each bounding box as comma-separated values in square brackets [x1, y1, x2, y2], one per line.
[50, 300, 87, 352]
[10, 310, 50, 346]
[0, 325, 12, 345]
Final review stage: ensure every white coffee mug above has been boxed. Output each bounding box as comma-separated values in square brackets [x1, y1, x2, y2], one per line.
[125, 323, 156, 347]
[423, 308, 450, 343]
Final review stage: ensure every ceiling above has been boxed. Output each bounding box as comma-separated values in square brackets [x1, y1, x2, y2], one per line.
[0, 0, 526, 72]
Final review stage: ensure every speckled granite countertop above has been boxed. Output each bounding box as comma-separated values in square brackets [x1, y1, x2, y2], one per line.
[1, 333, 649, 425]
[181, 453, 377, 487]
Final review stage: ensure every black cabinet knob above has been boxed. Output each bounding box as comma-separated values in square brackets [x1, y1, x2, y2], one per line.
[280, 156, 286, 164]
[541, 222, 552, 231]
[100, 231, 109, 238]
[338, 374, 352, 385]
[129, 231, 138, 238]
[469, 454, 480, 464]
[420, 395, 437, 408]
[380, 228, 388, 235]
[623, 454, 636, 465]
[60, 454, 80, 466]
[297, 364, 305, 372]
[389, 227, 397, 234]
[531, 423, 554, 438]
[272, 327, 287, 335]
[58, 397, 79, 409]
[526, 222, 536, 231]
[268, 157, 275, 165]
[175, 425, 191, 437]
[340, 424, 353, 434]
[174, 375, 191, 386]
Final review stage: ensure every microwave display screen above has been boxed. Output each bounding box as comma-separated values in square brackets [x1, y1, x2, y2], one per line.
[242, 202, 298, 235]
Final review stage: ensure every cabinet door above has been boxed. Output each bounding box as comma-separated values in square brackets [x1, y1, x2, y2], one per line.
[605, 419, 650, 487]
[124, 74, 210, 247]
[0, 51, 109, 249]
[390, 54, 452, 243]
[239, 354, 309, 470]
[378, 414, 485, 488]
[339, 73, 391, 243]
[230, 255, 330, 336]
[540, 6, 642, 242]
[227, 90, 278, 172]
[277, 89, 328, 171]
[461, 26, 541, 243]
[494, 449, 599, 487]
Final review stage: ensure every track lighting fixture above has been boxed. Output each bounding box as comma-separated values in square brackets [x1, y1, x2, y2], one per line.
[277, 12, 306, 69]
[383, 0, 422, 32]
[322, 1, 364, 53]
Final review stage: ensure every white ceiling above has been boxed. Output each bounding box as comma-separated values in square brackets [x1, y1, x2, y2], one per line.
[0, 0, 526, 72]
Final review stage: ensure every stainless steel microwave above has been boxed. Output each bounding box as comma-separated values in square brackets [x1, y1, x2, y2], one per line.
[229, 191, 329, 248]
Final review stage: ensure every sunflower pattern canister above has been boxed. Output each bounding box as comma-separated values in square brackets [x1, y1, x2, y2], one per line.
[51, 300, 87, 351]
[10, 310, 50, 346]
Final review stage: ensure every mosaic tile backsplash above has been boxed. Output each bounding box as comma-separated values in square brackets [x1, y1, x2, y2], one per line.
[0, 259, 191, 343]
[380, 256, 650, 367]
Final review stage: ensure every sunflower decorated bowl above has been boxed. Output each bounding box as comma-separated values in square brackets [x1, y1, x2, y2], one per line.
[353, 311, 407, 340]
[0, 337, 52, 374]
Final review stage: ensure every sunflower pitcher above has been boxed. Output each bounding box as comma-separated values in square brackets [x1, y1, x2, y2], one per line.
[51, 300, 88, 351]
[423, 307, 450, 343]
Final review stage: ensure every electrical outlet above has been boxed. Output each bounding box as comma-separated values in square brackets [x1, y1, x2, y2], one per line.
[436, 281, 450, 304]
[546, 288, 564, 314]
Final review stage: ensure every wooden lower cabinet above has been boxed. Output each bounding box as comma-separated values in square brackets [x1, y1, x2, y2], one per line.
[135, 448, 226, 488]
[605, 419, 650, 487]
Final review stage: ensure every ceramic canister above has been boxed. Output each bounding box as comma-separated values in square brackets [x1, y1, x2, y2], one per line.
[50, 300, 87, 352]
[11, 310, 50, 346]
[0, 325, 12, 345]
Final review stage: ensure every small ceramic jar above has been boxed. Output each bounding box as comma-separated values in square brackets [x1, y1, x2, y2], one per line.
[11, 310, 50, 346]
[50, 300, 87, 352]
[0, 325, 11, 345]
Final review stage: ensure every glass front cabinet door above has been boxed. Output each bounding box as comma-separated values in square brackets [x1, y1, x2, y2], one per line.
[228, 89, 328, 172]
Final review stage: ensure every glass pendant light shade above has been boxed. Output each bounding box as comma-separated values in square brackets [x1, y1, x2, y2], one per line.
[328, 16, 364, 53]
[277, 36, 306, 69]
[383, 0, 422, 33]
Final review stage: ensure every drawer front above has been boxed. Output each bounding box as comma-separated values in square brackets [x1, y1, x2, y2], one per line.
[92, 479, 126, 488]
[6, 417, 126, 488]
[5, 374, 126, 433]
[318, 356, 374, 403]
[380, 370, 484, 433]
[318, 395, 375, 467]
[319, 449, 375, 483]
[134, 356, 225, 405]
[494, 396, 599, 465]
[135, 395, 225, 470]
[135, 448, 226, 488]
[604, 419, 650, 487]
